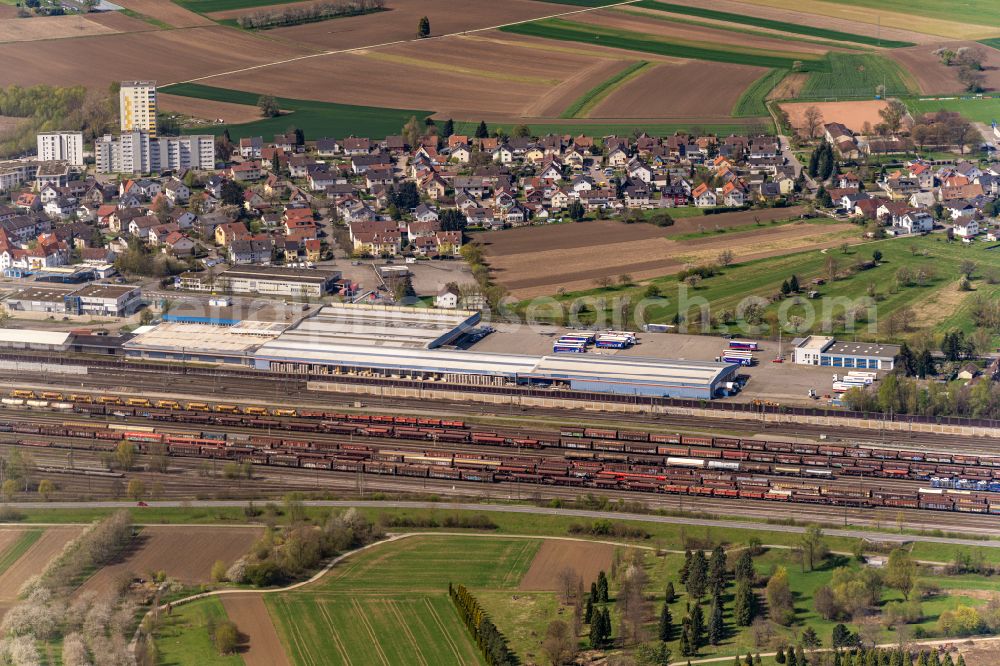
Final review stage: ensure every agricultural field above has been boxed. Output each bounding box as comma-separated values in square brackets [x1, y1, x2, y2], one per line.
[474, 208, 832, 298]
[160, 83, 429, 140]
[519, 232, 1000, 346]
[155, 597, 244, 666]
[891, 42, 1000, 95]
[117, 0, 215, 27]
[560, 60, 651, 118]
[798, 53, 918, 100]
[266, 536, 541, 665]
[78, 525, 262, 593]
[631, 0, 915, 48]
[0, 527, 82, 616]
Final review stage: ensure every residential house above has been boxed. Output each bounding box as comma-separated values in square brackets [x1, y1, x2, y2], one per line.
[692, 183, 717, 208]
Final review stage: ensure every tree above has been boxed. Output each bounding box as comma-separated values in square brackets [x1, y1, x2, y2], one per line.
[735, 550, 755, 582]
[541, 619, 576, 665]
[221, 180, 244, 206]
[885, 548, 916, 600]
[687, 550, 708, 600]
[789, 274, 799, 293]
[831, 623, 856, 648]
[718, 249, 734, 267]
[115, 441, 135, 471]
[402, 115, 422, 149]
[689, 603, 706, 648]
[1, 478, 15, 502]
[708, 545, 727, 596]
[37, 479, 54, 500]
[803, 106, 824, 139]
[512, 124, 531, 138]
[635, 642, 672, 666]
[257, 94, 279, 118]
[474, 120, 489, 139]
[439, 208, 466, 232]
[590, 607, 611, 648]
[814, 584, 838, 620]
[568, 200, 585, 222]
[734, 579, 756, 626]
[801, 626, 820, 649]
[658, 602, 672, 641]
[798, 524, 828, 572]
[873, 249, 883, 263]
[416, 15, 430, 37]
[766, 566, 794, 625]
[665, 581, 676, 603]
[441, 118, 454, 138]
[708, 595, 724, 645]
[597, 570, 609, 603]
[213, 620, 240, 655]
[127, 478, 146, 501]
[776, 647, 786, 664]
[879, 100, 906, 134]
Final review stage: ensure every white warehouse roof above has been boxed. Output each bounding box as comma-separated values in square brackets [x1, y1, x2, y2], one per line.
[255, 339, 539, 377]
[290, 304, 480, 349]
[526, 355, 737, 388]
[0, 329, 71, 347]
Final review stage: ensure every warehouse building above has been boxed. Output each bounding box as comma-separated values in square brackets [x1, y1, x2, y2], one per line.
[288, 303, 480, 349]
[0, 329, 71, 352]
[176, 266, 341, 298]
[6, 284, 142, 317]
[123, 321, 287, 365]
[791, 335, 899, 371]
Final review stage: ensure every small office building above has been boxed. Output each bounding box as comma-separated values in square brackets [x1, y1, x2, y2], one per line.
[791, 336, 900, 371]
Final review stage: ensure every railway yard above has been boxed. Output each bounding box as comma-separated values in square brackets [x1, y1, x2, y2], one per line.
[4, 369, 1000, 534]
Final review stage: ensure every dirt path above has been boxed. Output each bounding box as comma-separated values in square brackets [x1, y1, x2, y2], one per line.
[0, 527, 81, 601]
[220, 594, 291, 666]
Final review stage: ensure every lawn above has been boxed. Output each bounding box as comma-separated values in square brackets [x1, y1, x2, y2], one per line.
[500, 18, 828, 70]
[268, 535, 540, 665]
[159, 83, 430, 141]
[560, 60, 652, 119]
[632, 0, 915, 48]
[0, 529, 41, 575]
[799, 53, 918, 100]
[733, 69, 787, 117]
[906, 95, 1000, 126]
[154, 597, 243, 666]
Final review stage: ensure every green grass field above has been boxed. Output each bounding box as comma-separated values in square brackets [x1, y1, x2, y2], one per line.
[268, 536, 539, 665]
[0, 529, 41, 575]
[160, 83, 430, 141]
[500, 18, 827, 70]
[560, 60, 651, 118]
[799, 53, 918, 100]
[732, 69, 786, 117]
[632, 0, 915, 47]
[906, 95, 1000, 125]
[154, 597, 243, 666]
[980, 38, 1000, 50]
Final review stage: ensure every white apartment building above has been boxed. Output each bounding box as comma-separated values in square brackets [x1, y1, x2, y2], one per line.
[119, 81, 158, 137]
[95, 132, 215, 175]
[36, 132, 84, 166]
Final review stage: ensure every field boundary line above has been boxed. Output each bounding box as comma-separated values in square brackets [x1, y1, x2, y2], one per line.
[386, 599, 428, 666]
[169, 0, 644, 87]
[315, 598, 352, 666]
[351, 598, 390, 665]
[422, 597, 468, 664]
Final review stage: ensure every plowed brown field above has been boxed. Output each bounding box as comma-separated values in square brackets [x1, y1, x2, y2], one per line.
[0, 527, 82, 601]
[519, 540, 615, 591]
[574, 9, 830, 57]
[158, 94, 264, 124]
[214, 0, 564, 49]
[115, 0, 215, 28]
[589, 61, 766, 118]
[221, 594, 291, 666]
[0, 15, 122, 43]
[0, 26, 306, 88]
[891, 42, 1000, 94]
[80, 526, 261, 592]
[473, 209, 860, 299]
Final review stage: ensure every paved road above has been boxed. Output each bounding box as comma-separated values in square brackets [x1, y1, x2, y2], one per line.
[17, 499, 1000, 547]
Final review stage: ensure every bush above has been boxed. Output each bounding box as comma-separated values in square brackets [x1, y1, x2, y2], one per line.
[568, 520, 649, 540]
[244, 560, 284, 587]
[213, 620, 240, 655]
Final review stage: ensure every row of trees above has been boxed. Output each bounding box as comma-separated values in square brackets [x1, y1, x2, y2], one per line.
[807, 141, 837, 182]
[449, 583, 515, 666]
[236, 0, 385, 29]
[0, 83, 118, 157]
[842, 370, 1000, 419]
